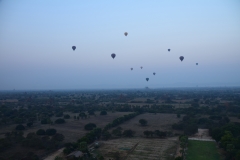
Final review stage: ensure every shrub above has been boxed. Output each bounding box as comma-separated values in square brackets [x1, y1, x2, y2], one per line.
[55, 118, 65, 124]
[36, 129, 46, 135]
[46, 128, 57, 136]
[139, 119, 148, 126]
[15, 124, 25, 130]
[64, 114, 70, 119]
[84, 123, 96, 130]
[100, 110, 107, 115]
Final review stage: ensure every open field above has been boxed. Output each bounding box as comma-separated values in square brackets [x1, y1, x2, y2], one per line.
[186, 140, 222, 160]
[0, 112, 132, 142]
[109, 113, 183, 136]
[97, 137, 178, 160]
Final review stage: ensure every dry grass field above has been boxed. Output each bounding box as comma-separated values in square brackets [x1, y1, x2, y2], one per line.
[97, 138, 178, 160]
[109, 113, 183, 136]
[0, 111, 132, 142]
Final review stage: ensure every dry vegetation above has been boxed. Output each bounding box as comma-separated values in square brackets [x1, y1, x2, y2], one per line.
[109, 113, 183, 136]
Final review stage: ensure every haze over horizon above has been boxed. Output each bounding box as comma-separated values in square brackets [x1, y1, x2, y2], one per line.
[0, 0, 240, 90]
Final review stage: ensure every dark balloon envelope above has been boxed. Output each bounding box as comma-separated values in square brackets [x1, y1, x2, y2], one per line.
[124, 32, 128, 36]
[131, 68, 133, 70]
[179, 56, 184, 61]
[196, 63, 198, 65]
[153, 72, 156, 75]
[168, 49, 171, 52]
[72, 46, 76, 51]
[140, 66, 143, 69]
[111, 53, 116, 59]
[146, 78, 149, 81]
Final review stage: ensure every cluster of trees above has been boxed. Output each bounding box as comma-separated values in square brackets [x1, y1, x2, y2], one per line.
[0, 128, 64, 160]
[210, 123, 240, 159]
[143, 130, 168, 138]
[102, 112, 140, 132]
[175, 135, 188, 160]
[172, 115, 198, 135]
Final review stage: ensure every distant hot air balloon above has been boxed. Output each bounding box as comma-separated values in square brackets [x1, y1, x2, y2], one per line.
[124, 32, 128, 36]
[72, 46, 76, 51]
[111, 53, 116, 59]
[179, 56, 184, 62]
[131, 68, 133, 70]
[196, 63, 198, 65]
[146, 78, 149, 81]
[153, 72, 156, 75]
[140, 66, 143, 69]
[168, 49, 171, 52]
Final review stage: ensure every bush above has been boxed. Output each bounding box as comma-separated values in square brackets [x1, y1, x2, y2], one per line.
[139, 119, 148, 126]
[41, 118, 50, 124]
[64, 114, 70, 119]
[84, 123, 96, 130]
[15, 124, 25, 130]
[36, 129, 46, 135]
[55, 118, 65, 124]
[46, 128, 57, 136]
[27, 122, 33, 127]
[55, 112, 63, 117]
[100, 111, 107, 115]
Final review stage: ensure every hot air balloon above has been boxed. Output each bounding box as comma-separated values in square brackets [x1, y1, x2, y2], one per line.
[140, 66, 143, 69]
[146, 78, 149, 81]
[196, 63, 198, 65]
[72, 46, 76, 51]
[111, 53, 116, 59]
[124, 32, 128, 36]
[179, 56, 184, 62]
[168, 49, 171, 52]
[131, 68, 133, 70]
[153, 72, 156, 75]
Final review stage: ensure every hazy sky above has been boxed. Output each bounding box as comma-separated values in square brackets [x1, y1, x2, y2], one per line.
[0, 0, 240, 90]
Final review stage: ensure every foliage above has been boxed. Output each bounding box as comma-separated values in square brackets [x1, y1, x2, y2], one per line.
[139, 119, 148, 126]
[36, 129, 46, 135]
[84, 123, 96, 130]
[46, 128, 57, 136]
[15, 124, 25, 130]
[55, 118, 65, 124]
[100, 110, 107, 115]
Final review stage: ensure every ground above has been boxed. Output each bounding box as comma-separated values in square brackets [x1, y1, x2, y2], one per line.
[186, 140, 222, 160]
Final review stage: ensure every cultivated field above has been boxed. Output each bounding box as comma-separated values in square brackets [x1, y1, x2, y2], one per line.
[97, 138, 178, 160]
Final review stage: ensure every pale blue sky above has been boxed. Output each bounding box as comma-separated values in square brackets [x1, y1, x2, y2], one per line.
[0, 0, 240, 90]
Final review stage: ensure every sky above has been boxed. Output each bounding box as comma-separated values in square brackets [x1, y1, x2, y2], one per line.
[0, 0, 240, 90]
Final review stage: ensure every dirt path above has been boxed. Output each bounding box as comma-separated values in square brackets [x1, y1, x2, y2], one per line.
[43, 148, 64, 160]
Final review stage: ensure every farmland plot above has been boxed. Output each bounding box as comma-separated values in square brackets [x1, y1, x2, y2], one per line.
[97, 138, 177, 160]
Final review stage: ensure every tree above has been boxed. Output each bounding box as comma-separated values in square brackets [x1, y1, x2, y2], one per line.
[79, 141, 88, 152]
[64, 114, 70, 119]
[55, 118, 65, 124]
[46, 128, 57, 136]
[84, 123, 96, 130]
[139, 119, 148, 126]
[100, 110, 107, 115]
[27, 122, 33, 127]
[36, 129, 46, 135]
[52, 133, 64, 142]
[15, 124, 25, 130]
